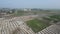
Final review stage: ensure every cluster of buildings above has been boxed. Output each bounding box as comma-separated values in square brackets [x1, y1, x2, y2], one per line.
[0, 8, 16, 18]
[20, 8, 42, 11]
[19, 8, 31, 11]
[0, 8, 43, 15]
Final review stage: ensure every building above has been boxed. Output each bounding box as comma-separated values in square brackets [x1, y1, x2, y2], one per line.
[23, 8, 31, 11]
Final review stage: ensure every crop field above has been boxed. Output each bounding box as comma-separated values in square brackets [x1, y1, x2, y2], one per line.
[26, 19, 50, 33]
[49, 15, 60, 20]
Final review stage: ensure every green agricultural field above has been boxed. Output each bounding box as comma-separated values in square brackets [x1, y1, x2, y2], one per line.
[26, 19, 50, 33]
[49, 15, 60, 20]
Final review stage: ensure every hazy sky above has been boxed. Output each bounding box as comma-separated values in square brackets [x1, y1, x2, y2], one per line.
[0, 0, 60, 9]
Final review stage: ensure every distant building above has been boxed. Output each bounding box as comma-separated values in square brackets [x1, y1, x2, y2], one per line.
[23, 8, 31, 11]
[9, 11, 13, 13]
